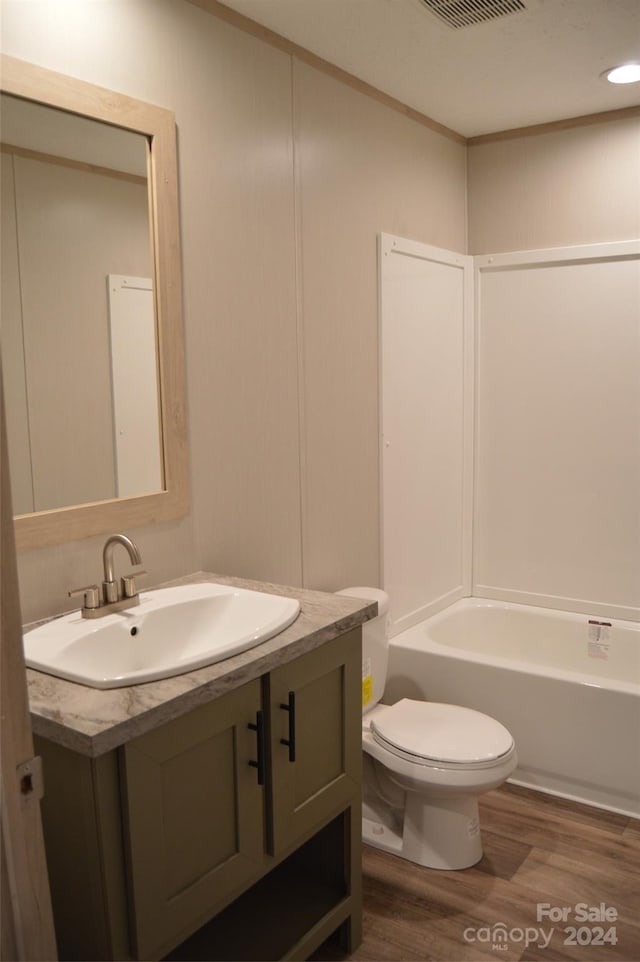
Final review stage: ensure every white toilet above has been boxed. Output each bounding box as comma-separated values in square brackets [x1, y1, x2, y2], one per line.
[337, 587, 517, 870]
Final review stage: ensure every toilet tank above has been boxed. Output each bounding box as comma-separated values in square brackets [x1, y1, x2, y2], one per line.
[336, 587, 390, 715]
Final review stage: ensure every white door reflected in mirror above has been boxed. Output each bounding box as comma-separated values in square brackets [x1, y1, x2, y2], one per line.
[108, 275, 163, 497]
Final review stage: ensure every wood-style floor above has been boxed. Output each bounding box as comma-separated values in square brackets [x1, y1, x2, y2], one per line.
[313, 784, 640, 962]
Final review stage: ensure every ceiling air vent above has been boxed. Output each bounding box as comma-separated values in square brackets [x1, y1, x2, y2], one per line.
[419, 0, 526, 29]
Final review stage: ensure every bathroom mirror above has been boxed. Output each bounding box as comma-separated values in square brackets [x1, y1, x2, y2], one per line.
[0, 55, 189, 550]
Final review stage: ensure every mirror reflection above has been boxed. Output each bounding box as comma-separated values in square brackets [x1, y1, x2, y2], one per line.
[0, 93, 163, 516]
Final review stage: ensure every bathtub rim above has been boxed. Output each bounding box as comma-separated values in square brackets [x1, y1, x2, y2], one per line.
[390, 596, 640, 698]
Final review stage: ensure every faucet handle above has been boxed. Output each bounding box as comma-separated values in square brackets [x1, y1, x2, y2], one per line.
[121, 569, 147, 599]
[68, 584, 101, 610]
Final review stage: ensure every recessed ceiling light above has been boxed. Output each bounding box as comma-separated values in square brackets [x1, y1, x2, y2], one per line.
[604, 63, 640, 84]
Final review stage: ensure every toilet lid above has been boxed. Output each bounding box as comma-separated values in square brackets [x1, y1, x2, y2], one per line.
[370, 699, 514, 765]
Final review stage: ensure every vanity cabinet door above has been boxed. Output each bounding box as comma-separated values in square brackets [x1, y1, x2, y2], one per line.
[267, 629, 362, 855]
[122, 678, 265, 961]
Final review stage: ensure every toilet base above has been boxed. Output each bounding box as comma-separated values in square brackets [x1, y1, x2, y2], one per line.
[403, 792, 483, 869]
[363, 792, 484, 870]
[363, 815, 403, 857]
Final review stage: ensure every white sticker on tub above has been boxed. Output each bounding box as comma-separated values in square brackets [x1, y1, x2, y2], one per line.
[588, 641, 610, 659]
[588, 620, 611, 659]
[588, 620, 611, 642]
[587, 618, 611, 658]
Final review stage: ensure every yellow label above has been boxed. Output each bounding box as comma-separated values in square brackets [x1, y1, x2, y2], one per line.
[362, 675, 373, 707]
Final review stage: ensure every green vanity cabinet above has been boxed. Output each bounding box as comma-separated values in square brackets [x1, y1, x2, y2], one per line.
[267, 632, 361, 855]
[36, 628, 362, 962]
[123, 678, 265, 960]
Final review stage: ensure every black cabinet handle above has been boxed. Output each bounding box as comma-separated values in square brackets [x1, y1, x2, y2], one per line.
[248, 710, 265, 785]
[279, 691, 296, 762]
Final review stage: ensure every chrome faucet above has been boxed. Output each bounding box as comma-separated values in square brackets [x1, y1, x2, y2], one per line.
[69, 533, 146, 619]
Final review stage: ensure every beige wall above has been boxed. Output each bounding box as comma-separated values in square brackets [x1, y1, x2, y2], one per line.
[1, 0, 466, 622]
[468, 116, 640, 254]
[176, 9, 302, 589]
[294, 62, 467, 590]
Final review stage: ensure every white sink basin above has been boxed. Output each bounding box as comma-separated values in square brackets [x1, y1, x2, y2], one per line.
[24, 582, 300, 689]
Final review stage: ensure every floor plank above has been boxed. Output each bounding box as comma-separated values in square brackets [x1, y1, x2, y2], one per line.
[312, 785, 640, 962]
[623, 819, 640, 842]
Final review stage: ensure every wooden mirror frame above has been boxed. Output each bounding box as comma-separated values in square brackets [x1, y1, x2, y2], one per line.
[1, 55, 189, 550]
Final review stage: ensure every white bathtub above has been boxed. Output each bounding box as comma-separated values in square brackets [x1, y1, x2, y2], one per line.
[384, 598, 640, 817]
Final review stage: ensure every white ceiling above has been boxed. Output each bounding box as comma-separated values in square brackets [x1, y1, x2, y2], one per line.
[218, 0, 640, 137]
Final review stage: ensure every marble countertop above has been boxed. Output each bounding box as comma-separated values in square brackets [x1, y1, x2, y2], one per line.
[26, 571, 376, 758]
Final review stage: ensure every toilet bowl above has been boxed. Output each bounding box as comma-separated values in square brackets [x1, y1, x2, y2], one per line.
[337, 587, 517, 871]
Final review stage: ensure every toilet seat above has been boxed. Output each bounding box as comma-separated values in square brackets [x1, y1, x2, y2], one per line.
[370, 699, 515, 771]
